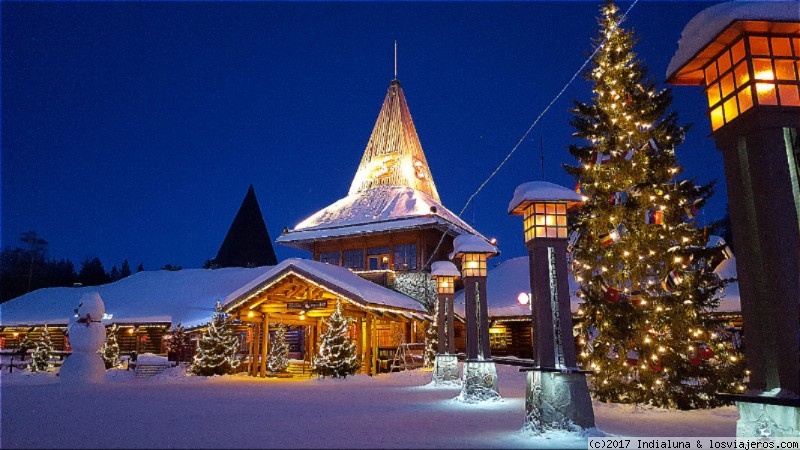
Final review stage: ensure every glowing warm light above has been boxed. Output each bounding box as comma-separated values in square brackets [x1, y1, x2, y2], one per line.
[522, 202, 569, 241]
[247, 311, 254, 318]
[517, 292, 530, 306]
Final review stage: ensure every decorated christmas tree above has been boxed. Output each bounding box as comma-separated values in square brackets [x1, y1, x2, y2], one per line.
[312, 300, 360, 379]
[166, 322, 193, 363]
[99, 324, 120, 369]
[564, 0, 744, 409]
[424, 307, 438, 368]
[267, 321, 290, 375]
[190, 301, 241, 376]
[30, 326, 53, 372]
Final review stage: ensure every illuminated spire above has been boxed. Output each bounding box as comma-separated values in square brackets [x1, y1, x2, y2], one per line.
[347, 80, 441, 202]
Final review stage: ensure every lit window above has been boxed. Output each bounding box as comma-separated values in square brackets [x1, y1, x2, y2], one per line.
[731, 39, 746, 64]
[749, 36, 770, 56]
[756, 83, 778, 105]
[771, 37, 793, 57]
[778, 85, 800, 106]
[523, 202, 568, 241]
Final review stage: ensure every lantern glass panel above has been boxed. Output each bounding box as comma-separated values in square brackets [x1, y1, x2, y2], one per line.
[522, 202, 570, 242]
[723, 96, 739, 122]
[705, 64, 718, 84]
[734, 62, 750, 88]
[718, 50, 732, 74]
[738, 86, 754, 113]
[436, 275, 455, 295]
[731, 39, 746, 64]
[756, 83, 778, 105]
[778, 85, 800, 106]
[771, 37, 792, 57]
[720, 73, 735, 98]
[710, 106, 725, 131]
[775, 60, 797, 81]
[750, 36, 770, 56]
[753, 59, 775, 80]
[706, 82, 721, 107]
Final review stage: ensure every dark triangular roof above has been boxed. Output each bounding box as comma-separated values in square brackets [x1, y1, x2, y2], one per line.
[214, 185, 278, 268]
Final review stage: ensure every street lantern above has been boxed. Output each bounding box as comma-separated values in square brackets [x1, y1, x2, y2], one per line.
[666, 2, 800, 438]
[508, 180, 594, 431]
[430, 261, 460, 384]
[449, 233, 499, 399]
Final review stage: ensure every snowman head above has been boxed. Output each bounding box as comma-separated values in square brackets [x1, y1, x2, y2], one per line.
[75, 291, 105, 322]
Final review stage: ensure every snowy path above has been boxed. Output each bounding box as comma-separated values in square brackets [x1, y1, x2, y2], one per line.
[0, 364, 736, 449]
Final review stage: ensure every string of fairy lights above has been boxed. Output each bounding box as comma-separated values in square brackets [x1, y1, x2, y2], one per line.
[421, 0, 641, 272]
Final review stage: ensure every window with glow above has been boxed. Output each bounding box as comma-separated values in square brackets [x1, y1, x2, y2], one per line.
[392, 244, 417, 271]
[522, 202, 568, 241]
[342, 249, 364, 270]
[703, 34, 800, 131]
[319, 252, 340, 266]
[461, 253, 487, 277]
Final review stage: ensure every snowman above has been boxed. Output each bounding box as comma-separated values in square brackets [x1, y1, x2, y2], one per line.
[60, 291, 107, 383]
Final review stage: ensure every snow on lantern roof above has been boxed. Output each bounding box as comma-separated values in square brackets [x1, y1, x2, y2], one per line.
[666, 1, 800, 84]
[507, 181, 583, 215]
[277, 185, 485, 250]
[431, 261, 461, 278]
[449, 233, 498, 260]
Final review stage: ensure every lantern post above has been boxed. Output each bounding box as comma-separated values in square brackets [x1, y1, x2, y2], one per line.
[508, 180, 595, 431]
[449, 234, 499, 399]
[430, 261, 460, 383]
[666, 3, 800, 437]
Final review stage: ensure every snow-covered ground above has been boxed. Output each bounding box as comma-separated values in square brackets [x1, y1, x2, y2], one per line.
[0, 363, 737, 449]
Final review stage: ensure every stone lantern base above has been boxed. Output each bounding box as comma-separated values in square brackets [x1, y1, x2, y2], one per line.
[459, 360, 499, 402]
[734, 398, 800, 437]
[433, 354, 459, 384]
[524, 370, 595, 432]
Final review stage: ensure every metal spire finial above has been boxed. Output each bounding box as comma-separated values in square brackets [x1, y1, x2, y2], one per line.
[394, 40, 398, 80]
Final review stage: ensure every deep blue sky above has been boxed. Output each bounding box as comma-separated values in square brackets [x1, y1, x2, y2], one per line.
[2, 1, 726, 272]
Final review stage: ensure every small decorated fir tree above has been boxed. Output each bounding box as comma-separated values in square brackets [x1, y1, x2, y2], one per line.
[312, 300, 359, 379]
[30, 326, 53, 372]
[166, 322, 193, 363]
[267, 321, 290, 375]
[99, 324, 120, 369]
[424, 307, 438, 368]
[190, 301, 241, 376]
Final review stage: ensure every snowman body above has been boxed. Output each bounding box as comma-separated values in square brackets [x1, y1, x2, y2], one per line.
[60, 292, 107, 384]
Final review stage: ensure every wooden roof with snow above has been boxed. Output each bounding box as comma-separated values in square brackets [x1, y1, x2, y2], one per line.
[277, 80, 487, 250]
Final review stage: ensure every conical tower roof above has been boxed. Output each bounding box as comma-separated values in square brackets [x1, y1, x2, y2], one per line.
[348, 80, 440, 202]
[214, 185, 278, 268]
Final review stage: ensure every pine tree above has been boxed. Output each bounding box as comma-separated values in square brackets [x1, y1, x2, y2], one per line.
[99, 324, 120, 369]
[30, 326, 53, 372]
[312, 300, 360, 379]
[424, 308, 438, 368]
[166, 322, 193, 363]
[564, 0, 744, 409]
[120, 260, 132, 278]
[190, 301, 241, 376]
[267, 321, 290, 374]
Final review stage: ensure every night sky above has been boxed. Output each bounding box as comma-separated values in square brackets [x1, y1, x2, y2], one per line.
[2, 1, 727, 272]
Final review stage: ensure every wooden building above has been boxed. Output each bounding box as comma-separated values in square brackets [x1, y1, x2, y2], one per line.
[220, 258, 428, 376]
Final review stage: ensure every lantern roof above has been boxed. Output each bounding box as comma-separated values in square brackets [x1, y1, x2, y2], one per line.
[507, 181, 583, 216]
[348, 79, 440, 202]
[431, 261, 461, 278]
[666, 2, 800, 85]
[449, 233, 498, 260]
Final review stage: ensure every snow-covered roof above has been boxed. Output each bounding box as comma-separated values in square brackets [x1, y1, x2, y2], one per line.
[277, 185, 485, 250]
[431, 261, 460, 278]
[448, 233, 498, 260]
[666, 1, 800, 84]
[0, 266, 273, 329]
[454, 255, 741, 319]
[508, 181, 583, 215]
[222, 258, 425, 314]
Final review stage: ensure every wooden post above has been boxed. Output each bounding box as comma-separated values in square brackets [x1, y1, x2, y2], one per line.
[251, 323, 260, 376]
[248, 324, 255, 375]
[260, 314, 268, 377]
[365, 313, 373, 375]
